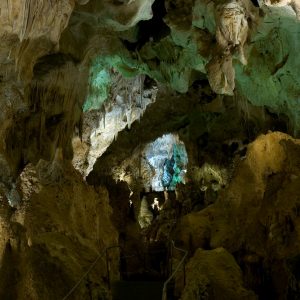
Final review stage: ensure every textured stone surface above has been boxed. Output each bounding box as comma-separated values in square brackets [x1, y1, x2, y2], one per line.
[74, 73, 157, 176]
[180, 248, 257, 300]
[175, 132, 300, 298]
[0, 163, 118, 299]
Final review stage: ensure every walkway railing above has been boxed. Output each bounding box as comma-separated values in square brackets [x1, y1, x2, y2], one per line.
[62, 245, 119, 300]
[162, 241, 188, 300]
[62, 240, 187, 300]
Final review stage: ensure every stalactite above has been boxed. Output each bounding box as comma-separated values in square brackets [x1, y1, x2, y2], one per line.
[127, 108, 132, 129]
[39, 112, 45, 152]
[103, 107, 106, 129]
[139, 76, 143, 108]
[127, 93, 132, 129]
[79, 114, 83, 141]
[20, 0, 29, 40]
[82, 71, 158, 176]
[128, 90, 132, 108]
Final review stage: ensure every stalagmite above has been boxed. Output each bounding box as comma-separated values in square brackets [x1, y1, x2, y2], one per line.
[138, 196, 153, 228]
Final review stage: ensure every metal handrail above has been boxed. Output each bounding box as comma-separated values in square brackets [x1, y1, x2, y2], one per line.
[62, 245, 118, 300]
[62, 240, 187, 300]
[161, 241, 188, 300]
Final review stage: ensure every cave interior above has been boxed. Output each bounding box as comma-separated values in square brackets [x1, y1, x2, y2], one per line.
[1, 0, 300, 299]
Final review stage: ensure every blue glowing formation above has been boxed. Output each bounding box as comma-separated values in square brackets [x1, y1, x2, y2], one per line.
[145, 134, 188, 191]
[170, 143, 188, 189]
[162, 156, 175, 189]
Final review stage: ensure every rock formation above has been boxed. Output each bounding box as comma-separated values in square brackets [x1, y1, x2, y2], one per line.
[0, 0, 300, 299]
[0, 163, 118, 299]
[180, 248, 257, 300]
[175, 132, 300, 298]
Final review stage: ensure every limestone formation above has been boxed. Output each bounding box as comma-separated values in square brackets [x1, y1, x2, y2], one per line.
[262, 0, 300, 19]
[206, 50, 236, 95]
[0, 163, 118, 299]
[206, 0, 259, 95]
[0, 0, 75, 80]
[215, 0, 249, 65]
[180, 248, 257, 300]
[175, 132, 300, 297]
[138, 196, 153, 228]
[0, 0, 300, 298]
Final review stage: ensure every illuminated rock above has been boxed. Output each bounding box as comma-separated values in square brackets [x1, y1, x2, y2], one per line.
[215, 0, 249, 65]
[138, 196, 153, 228]
[262, 0, 300, 19]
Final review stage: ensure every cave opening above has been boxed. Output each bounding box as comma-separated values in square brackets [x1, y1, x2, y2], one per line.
[135, 133, 188, 231]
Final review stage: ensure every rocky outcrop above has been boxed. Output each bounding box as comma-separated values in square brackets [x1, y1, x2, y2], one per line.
[73, 73, 158, 176]
[175, 132, 300, 298]
[0, 163, 118, 299]
[0, 0, 75, 80]
[180, 248, 257, 300]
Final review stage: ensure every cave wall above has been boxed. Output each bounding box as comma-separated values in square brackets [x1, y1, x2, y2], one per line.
[175, 132, 300, 299]
[0, 163, 118, 299]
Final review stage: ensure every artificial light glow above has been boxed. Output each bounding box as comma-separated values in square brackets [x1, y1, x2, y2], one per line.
[144, 133, 188, 191]
[151, 198, 161, 211]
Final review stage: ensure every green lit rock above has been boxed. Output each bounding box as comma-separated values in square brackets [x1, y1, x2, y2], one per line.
[235, 8, 300, 132]
[192, 0, 216, 34]
[83, 0, 300, 132]
[83, 68, 111, 112]
[83, 54, 140, 111]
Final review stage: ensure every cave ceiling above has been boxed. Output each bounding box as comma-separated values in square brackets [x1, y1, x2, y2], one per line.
[0, 0, 299, 184]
